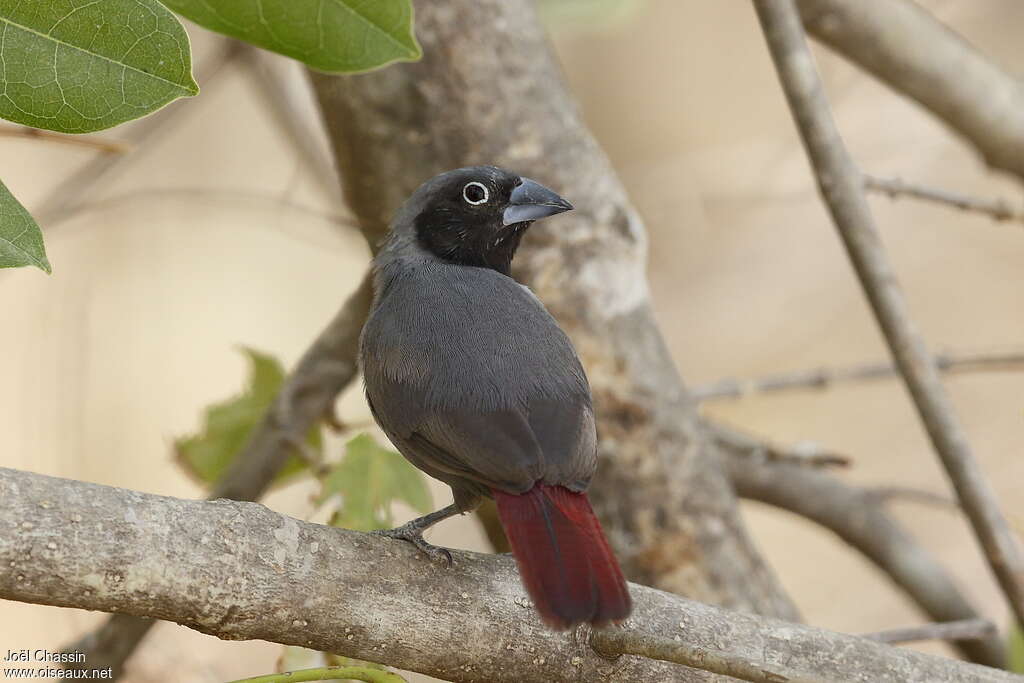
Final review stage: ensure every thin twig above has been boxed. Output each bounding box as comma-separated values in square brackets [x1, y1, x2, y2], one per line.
[591, 628, 804, 683]
[0, 125, 131, 154]
[705, 420, 851, 468]
[36, 39, 244, 226]
[694, 349, 1024, 401]
[713, 418, 1007, 667]
[282, 434, 329, 478]
[866, 486, 959, 511]
[755, 0, 1024, 631]
[238, 44, 341, 204]
[46, 186, 356, 252]
[862, 618, 997, 645]
[865, 175, 1024, 224]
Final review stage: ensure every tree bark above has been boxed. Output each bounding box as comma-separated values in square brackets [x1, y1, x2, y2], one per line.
[3, 467, 1017, 683]
[307, 0, 796, 620]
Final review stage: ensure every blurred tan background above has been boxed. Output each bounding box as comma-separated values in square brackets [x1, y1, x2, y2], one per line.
[1, 1, 1021, 681]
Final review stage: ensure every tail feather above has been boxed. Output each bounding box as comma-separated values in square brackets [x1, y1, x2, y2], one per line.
[492, 483, 631, 629]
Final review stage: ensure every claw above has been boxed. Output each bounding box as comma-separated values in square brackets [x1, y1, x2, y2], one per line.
[374, 524, 454, 567]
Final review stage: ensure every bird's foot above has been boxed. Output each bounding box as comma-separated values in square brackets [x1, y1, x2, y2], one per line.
[373, 522, 453, 567]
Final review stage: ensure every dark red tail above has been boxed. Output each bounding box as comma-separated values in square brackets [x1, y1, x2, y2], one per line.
[492, 483, 631, 630]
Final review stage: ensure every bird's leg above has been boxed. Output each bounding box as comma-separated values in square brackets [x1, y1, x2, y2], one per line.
[372, 504, 462, 566]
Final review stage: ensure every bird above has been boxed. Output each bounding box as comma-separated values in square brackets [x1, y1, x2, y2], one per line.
[359, 165, 631, 630]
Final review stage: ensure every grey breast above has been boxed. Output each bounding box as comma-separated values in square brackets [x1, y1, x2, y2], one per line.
[360, 260, 597, 495]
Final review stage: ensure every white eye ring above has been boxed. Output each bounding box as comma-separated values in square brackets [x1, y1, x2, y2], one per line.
[462, 181, 489, 205]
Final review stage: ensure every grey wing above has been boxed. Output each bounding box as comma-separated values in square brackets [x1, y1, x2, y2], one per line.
[361, 270, 597, 496]
[414, 396, 597, 493]
[366, 379, 597, 497]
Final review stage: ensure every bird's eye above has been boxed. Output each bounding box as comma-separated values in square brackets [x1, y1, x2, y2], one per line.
[462, 181, 489, 205]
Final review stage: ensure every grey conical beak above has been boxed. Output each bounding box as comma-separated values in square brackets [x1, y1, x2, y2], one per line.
[502, 178, 574, 226]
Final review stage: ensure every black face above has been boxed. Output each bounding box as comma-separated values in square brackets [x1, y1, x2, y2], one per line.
[414, 166, 573, 276]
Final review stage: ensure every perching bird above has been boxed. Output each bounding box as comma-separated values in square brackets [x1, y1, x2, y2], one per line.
[359, 165, 631, 629]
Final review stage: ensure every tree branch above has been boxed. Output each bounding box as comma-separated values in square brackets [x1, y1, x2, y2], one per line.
[862, 619, 997, 646]
[60, 272, 372, 679]
[755, 0, 1024, 631]
[53, 186, 352, 233]
[2, 467, 1017, 683]
[865, 486, 957, 511]
[0, 125, 130, 154]
[238, 44, 341, 203]
[864, 176, 1024, 225]
[591, 629, 793, 683]
[796, 0, 1024, 184]
[714, 419, 1007, 667]
[694, 348, 1024, 401]
[704, 420, 850, 468]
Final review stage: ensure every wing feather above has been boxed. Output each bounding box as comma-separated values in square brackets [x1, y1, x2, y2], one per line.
[362, 263, 596, 495]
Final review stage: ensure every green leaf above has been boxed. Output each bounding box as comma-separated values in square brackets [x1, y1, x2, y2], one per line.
[0, 178, 49, 272]
[0, 0, 198, 133]
[175, 347, 315, 487]
[1011, 622, 1024, 673]
[317, 433, 431, 532]
[161, 0, 420, 73]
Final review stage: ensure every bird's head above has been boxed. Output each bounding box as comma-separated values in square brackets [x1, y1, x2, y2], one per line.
[401, 165, 573, 275]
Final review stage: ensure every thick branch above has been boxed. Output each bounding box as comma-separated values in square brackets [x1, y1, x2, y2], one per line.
[755, 0, 1024, 630]
[2, 467, 1016, 683]
[715, 420, 1007, 667]
[797, 0, 1024, 183]
[308, 0, 796, 621]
